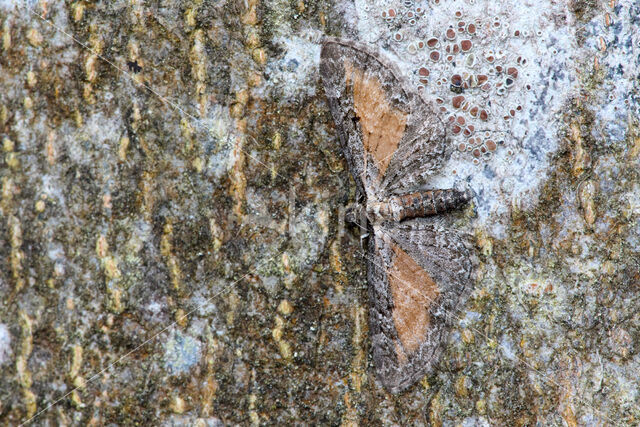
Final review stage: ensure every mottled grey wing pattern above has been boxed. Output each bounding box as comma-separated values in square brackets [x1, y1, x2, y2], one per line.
[383, 220, 475, 303]
[380, 116, 448, 195]
[320, 37, 475, 394]
[368, 220, 475, 393]
[319, 37, 448, 199]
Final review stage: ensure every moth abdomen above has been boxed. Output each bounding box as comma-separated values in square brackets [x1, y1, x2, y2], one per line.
[371, 188, 472, 222]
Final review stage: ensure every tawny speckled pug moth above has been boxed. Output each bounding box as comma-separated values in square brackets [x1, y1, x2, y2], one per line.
[320, 37, 476, 393]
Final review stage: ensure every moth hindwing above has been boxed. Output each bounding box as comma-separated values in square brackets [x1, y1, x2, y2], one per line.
[320, 37, 476, 393]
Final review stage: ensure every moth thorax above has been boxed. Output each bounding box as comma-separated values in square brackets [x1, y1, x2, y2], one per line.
[367, 198, 401, 222]
[368, 189, 472, 222]
[345, 202, 367, 226]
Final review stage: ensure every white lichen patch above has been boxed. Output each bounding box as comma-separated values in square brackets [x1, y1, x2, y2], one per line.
[461, 416, 490, 427]
[165, 415, 225, 426]
[163, 330, 202, 375]
[67, 111, 123, 166]
[197, 106, 238, 180]
[348, 0, 579, 232]
[8, 1, 72, 50]
[263, 35, 322, 104]
[287, 202, 330, 271]
[245, 183, 331, 292]
[0, 0, 20, 11]
[0, 323, 11, 366]
[581, 0, 640, 144]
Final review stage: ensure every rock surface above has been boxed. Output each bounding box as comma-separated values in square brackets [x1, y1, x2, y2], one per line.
[1, 0, 639, 425]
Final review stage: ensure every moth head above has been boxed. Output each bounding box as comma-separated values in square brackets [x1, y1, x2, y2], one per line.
[344, 202, 369, 231]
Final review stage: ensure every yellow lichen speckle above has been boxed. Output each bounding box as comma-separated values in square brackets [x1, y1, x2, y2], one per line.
[241, 0, 259, 26]
[70, 390, 84, 408]
[103, 256, 121, 279]
[272, 316, 284, 341]
[201, 335, 220, 416]
[46, 130, 57, 165]
[5, 151, 19, 169]
[229, 136, 247, 218]
[118, 136, 130, 162]
[281, 252, 291, 274]
[209, 218, 223, 252]
[184, 8, 197, 27]
[17, 311, 36, 418]
[225, 292, 240, 326]
[340, 305, 367, 427]
[2, 137, 12, 152]
[69, 345, 83, 379]
[175, 308, 188, 328]
[2, 21, 11, 51]
[192, 157, 203, 172]
[88, 32, 104, 54]
[429, 392, 444, 427]
[170, 396, 186, 414]
[131, 101, 142, 129]
[229, 102, 244, 119]
[74, 109, 82, 127]
[461, 328, 474, 344]
[73, 2, 85, 22]
[628, 133, 640, 159]
[248, 71, 262, 87]
[96, 235, 108, 258]
[26, 28, 43, 47]
[278, 340, 292, 359]
[272, 315, 292, 359]
[85, 54, 98, 82]
[245, 28, 261, 49]
[248, 394, 260, 426]
[190, 31, 206, 83]
[107, 286, 124, 313]
[475, 229, 493, 257]
[161, 221, 184, 293]
[578, 180, 597, 226]
[329, 241, 345, 293]
[455, 375, 469, 398]
[570, 121, 590, 177]
[82, 82, 95, 104]
[272, 131, 282, 150]
[476, 399, 487, 415]
[8, 215, 25, 293]
[252, 48, 267, 66]
[277, 299, 293, 316]
[189, 29, 208, 114]
[26, 70, 37, 88]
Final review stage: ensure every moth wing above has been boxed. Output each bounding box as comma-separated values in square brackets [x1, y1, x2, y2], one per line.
[319, 37, 447, 199]
[368, 220, 475, 393]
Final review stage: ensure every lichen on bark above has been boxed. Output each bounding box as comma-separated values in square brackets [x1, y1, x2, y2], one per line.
[1, 0, 639, 425]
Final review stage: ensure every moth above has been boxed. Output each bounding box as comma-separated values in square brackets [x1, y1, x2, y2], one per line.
[320, 37, 476, 393]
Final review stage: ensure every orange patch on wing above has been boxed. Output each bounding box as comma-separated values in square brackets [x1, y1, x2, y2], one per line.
[387, 241, 440, 356]
[345, 62, 407, 177]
